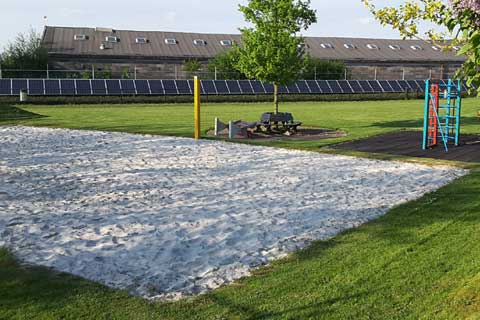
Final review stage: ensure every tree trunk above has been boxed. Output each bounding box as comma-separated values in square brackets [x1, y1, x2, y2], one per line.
[274, 83, 279, 114]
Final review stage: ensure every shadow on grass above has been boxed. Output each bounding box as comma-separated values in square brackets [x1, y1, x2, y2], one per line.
[370, 116, 479, 130]
[0, 105, 46, 122]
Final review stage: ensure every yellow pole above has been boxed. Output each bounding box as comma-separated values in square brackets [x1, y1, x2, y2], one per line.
[194, 76, 201, 140]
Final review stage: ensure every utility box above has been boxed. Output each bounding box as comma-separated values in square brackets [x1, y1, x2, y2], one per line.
[20, 89, 28, 102]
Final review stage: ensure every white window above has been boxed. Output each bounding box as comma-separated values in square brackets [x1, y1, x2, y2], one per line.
[220, 40, 233, 46]
[431, 45, 440, 51]
[165, 38, 177, 45]
[388, 44, 401, 50]
[105, 36, 119, 43]
[136, 37, 147, 44]
[344, 43, 356, 49]
[366, 44, 379, 50]
[193, 39, 207, 46]
[320, 43, 334, 49]
[410, 45, 422, 51]
[74, 34, 87, 41]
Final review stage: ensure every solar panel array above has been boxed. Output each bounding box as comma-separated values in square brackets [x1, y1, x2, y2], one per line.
[0, 79, 470, 96]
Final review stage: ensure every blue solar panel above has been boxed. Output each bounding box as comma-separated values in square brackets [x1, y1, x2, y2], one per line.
[238, 81, 254, 94]
[202, 80, 217, 94]
[278, 85, 289, 94]
[338, 81, 353, 94]
[226, 80, 242, 94]
[176, 80, 191, 94]
[296, 81, 310, 94]
[397, 80, 411, 91]
[91, 80, 107, 95]
[263, 82, 274, 94]
[367, 80, 383, 92]
[461, 81, 469, 92]
[317, 81, 332, 94]
[348, 80, 363, 93]
[407, 80, 421, 91]
[388, 80, 403, 92]
[306, 80, 321, 93]
[416, 80, 426, 92]
[28, 79, 44, 95]
[214, 80, 229, 94]
[188, 80, 205, 94]
[12, 79, 28, 95]
[286, 83, 300, 94]
[76, 80, 92, 95]
[0, 79, 12, 95]
[119, 80, 136, 95]
[378, 80, 394, 92]
[60, 80, 75, 95]
[148, 80, 163, 95]
[106, 80, 121, 95]
[162, 80, 178, 95]
[44, 80, 60, 95]
[134, 80, 150, 94]
[327, 81, 342, 94]
[250, 81, 266, 94]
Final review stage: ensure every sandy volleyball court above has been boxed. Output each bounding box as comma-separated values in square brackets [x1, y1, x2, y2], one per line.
[0, 126, 467, 300]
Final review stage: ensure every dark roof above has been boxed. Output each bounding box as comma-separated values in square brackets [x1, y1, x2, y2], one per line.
[42, 26, 465, 63]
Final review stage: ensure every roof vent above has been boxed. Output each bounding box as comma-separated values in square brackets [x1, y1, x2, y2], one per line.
[389, 44, 401, 50]
[298, 42, 309, 49]
[366, 44, 379, 50]
[320, 43, 334, 49]
[193, 39, 207, 46]
[343, 43, 356, 49]
[74, 34, 87, 41]
[99, 43, 106, 50]
[105, 36, 119, 43]
[410, 45, 422, 51]
[136, 37, 148, 44]
[452, 45, 461, 51]
[165, 38, 177, 45]
[431, 45, 441, 51]
[220, 40, 233, 46]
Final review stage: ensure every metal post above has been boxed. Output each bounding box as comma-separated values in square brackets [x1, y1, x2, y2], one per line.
[215, 67, 217, 81]
[134, 66, 137, 80]
[314, 66, 317, 80]
[175, 65, 178, 80]
[344, 69, 347, 80]
[46, 64, 50, 79]
[429, 68, 432, 79]
[402, 67, 405, 80]
[0, 65, 2, 79]
[194, 76, 201, 140]
[92, 65, 95, 79]
[374, 67, 377, 80]
[422, 79, 430, 150]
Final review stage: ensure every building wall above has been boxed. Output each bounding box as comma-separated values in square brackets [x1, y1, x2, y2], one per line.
[48, 57, 462, 81]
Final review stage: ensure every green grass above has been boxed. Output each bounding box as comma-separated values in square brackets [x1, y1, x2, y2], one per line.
[1, 100, 480, 319]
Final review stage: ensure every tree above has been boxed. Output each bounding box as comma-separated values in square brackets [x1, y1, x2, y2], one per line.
[0, 29, 48, 77]
[301, 56, 346, 80]
[236, 0, 317, 113]
[207, 50, 245, 80]
[363, 0, 480, 90]
[183, 59, 203, 73]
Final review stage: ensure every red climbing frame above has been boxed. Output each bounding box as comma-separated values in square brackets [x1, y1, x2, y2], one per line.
[427, 83, 439, 147]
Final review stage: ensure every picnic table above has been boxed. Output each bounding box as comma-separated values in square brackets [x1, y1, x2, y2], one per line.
[256, 112, 302, 133]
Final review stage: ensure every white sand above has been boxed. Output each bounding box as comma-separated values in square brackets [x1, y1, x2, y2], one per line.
[0, 126, 467, 300]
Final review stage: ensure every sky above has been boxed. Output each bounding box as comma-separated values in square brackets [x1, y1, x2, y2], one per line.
[0, 0, 445, 49]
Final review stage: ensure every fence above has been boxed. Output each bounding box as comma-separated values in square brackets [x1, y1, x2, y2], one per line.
[0, 66, 459, 81]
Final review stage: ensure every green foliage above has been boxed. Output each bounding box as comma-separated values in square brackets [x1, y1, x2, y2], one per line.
[236, 0, 317, 85]
[96, 68, 112, 79]
[183, 59, 202, 73]
[301, 56, 346, 80]
[207, 50, 245, 80]
[121, 67, 131, 79]
[0, 29, 48, 78]
[363, 0, 480, 93]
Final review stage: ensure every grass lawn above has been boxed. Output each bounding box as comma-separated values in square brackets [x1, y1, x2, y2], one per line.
[1, 99, 480, 319]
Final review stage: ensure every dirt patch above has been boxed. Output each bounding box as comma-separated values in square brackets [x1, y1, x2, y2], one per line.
[207, 127, 347, 142]
[333, 130, 480, 163]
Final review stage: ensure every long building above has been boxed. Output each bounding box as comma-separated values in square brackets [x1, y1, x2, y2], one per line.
[42, 26, 465, 80]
